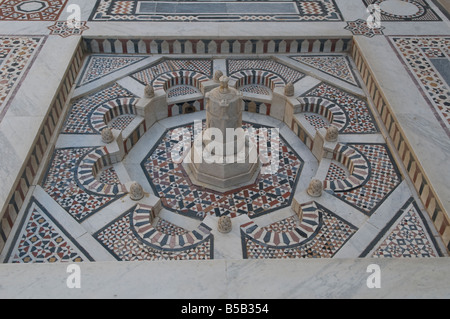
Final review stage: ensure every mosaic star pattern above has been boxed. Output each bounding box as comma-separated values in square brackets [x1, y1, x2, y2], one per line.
[48, 20, 89, 38]
[142, 122, 304, 220]
[345, 19, 385, 38]
[362, 198, 443, 258]
[390, 36, 450, 136]
[89, 0, 343, 22]
[4, 199, 92, 263]
[0, 36, 45, 122]
[0, 0, 68, 20]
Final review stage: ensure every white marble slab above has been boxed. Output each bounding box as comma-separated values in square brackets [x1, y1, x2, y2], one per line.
[0, 258, 449, 299]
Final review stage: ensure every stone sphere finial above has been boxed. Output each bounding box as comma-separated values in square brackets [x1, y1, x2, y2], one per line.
[285, 82, 295, 97]
[307, 179, 323, 198]
[144, 84, 155, 98]
[101, 127, 114, 144]
[129, 182, 144, 201]
[325, 125, 339, 142]
[219, 76, 230, 93]
[214, 70, 224, 82]
[218, 215, 232, 234]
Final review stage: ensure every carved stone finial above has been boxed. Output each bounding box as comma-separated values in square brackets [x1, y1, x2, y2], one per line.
[325, 125, 339, 142]
[218, 215, 232, 234]
[129, 182, 144, 201]
[307, 179, 323, 197]
[144, 84, 155, 98]
[101, 127, 114, 144]
[214, 70, 224, 82]
[219, 76, 230, 93]
[285, 82, 295, 97]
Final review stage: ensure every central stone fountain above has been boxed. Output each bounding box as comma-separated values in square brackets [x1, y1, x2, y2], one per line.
[184, 76, 260, 192]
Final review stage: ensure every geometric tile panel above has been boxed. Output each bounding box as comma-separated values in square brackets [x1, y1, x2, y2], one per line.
[361, 198, 444, 257]
[77, 54, 148, 87]
[131, 59, 213, 86]
[362, 0, 441, 21]
[89, 97, 138, 133]
[62, 83, 136, 134]
[389, 36, 450, 137]
[231, 69, 286, 92]
[42, 147, 124, 222]
[3, 199, 92, 263]
[108, 114, 136, 130]
[304, 113, 329, 130]
[303, 83, 378, 134]
[329, 143, 402, 216]
[0, 0, 68, 20]
[0, 36, 45, 122]
[325, 162, 348, 182]
[227, 59, 305, 85]
[296, 96, 347, 132]
[131, 204, 212, 251]
[89, 0, 343, 22]
[48, 20, 89, 38]
[324, 144, 370, 193]
[151, 70, 210, 93]
[290, 55, 359, 86]
[242, 202, 357, 259]
[240, 84, 272, 96]
[98, 167, 121, 185]
[167, 85, 202, 99]
[142, 122, 304, 220]
[240, 201, 321, 249]
[94, 206, 213, 261]
[76, 147, 128, 196]
[344, 19, 385, 38]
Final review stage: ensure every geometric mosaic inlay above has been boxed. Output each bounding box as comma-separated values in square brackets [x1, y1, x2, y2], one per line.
[242, 203, 358, 259]
[390, 36, 450, 137]
[89, 0, 343, 22]
[0, 0, 68, 20]
[4, 199, 92, 263]
[291, 55, 359, 86]
[361, 198, 443, 258]
[0, 36, 45, 122]
[362, 0, 441, 21]
[303, 83, 378, 134]
[142, 122, 304, 220]
[42, 147, 124, 222]
[94, 207, 213, 261]
[77, 55, 148, 87]
[328, 143, 402, 216]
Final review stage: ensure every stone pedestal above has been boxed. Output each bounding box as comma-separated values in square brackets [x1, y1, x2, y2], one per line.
[312, 126, 339, 160]
[185, 76, 260, 192]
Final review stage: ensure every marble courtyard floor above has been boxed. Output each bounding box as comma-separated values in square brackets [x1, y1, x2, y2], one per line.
[0, 0, 449, 298]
